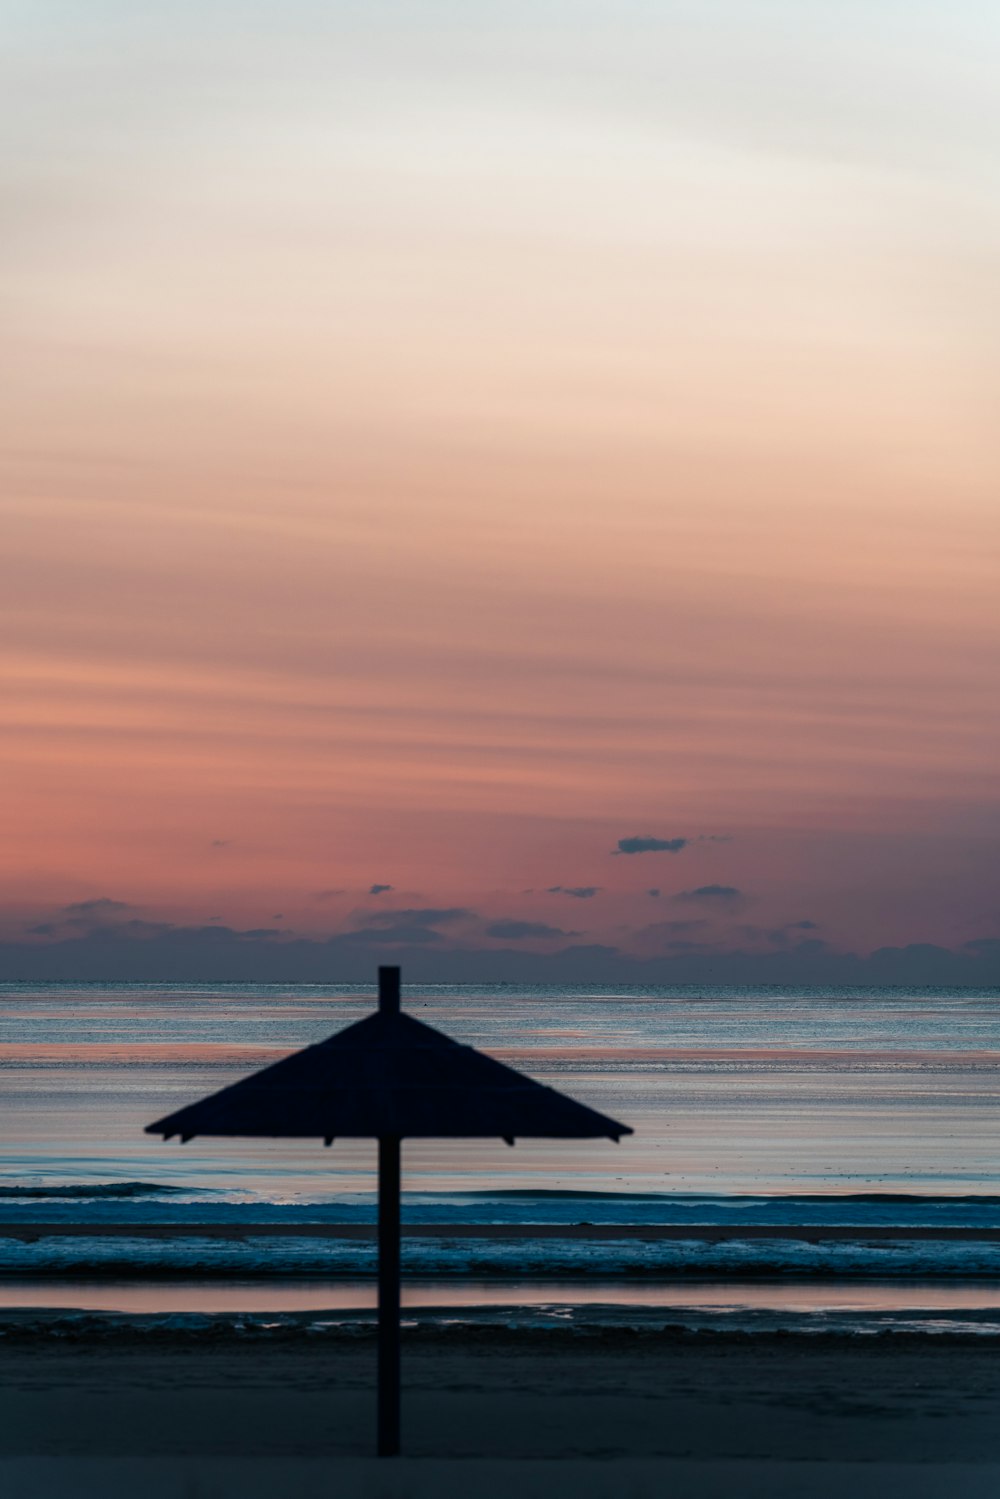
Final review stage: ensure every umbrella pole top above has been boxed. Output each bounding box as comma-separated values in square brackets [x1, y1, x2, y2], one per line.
[379, 965, 400, 1017]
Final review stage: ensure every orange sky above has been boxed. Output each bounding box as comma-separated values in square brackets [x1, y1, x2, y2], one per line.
[2, 3, 999, 978]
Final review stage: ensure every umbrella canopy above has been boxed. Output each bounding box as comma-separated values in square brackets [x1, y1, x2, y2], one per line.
[146, 967, 632, 1458]
[146, 1005, 630, 1143]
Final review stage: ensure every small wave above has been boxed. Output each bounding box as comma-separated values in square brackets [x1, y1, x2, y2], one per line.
[460, 1189, 673, 1201]
[787, 1193, 1000, 1207]
[0, 1183, 190, 1200]
[2, 1306, 1000, 1343]
[4, 1235, 1000, 1280]
[458, 1189, 1000, 1206]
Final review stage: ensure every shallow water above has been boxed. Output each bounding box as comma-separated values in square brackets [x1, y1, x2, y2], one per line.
[2, 982, 999, 1303]
[2, 981, 998, 1203]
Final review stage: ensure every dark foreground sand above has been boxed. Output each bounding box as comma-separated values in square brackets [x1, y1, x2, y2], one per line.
[1, 1330, 999, 1496]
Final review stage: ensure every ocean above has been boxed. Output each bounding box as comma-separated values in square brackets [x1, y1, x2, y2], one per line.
[2, 981, 999, 1334]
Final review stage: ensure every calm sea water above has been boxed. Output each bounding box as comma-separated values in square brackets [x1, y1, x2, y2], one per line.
[2, 982, 1000, 1307]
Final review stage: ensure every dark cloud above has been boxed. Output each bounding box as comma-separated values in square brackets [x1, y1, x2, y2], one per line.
[312, 889, 345, 901]
[647, 888, 661, 899]
[643, 919, 707, 935]
[358, 907, 472, 928]
[964, 936, 1000, 954]
[209, 840, 231, 848]
[342, 923, 444, 947]
[674, 885, 743, 903]
[55, 898, 138, 931]
[614, 836, 688, 856]
[23, 897, 152, 939]
[637, 919, 710, 954]
[485, 920, 578, 941]
[368, 884, 393, 896]
[62, 898, 133, 917]
[698, 835, 733, 844]
[759, 919, 820, 945]
[3, 918, 1000, 985]
[546, 886, 600, 899]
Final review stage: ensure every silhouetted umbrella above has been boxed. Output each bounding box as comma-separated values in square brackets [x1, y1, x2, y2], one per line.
[146, 966, 632, 1455]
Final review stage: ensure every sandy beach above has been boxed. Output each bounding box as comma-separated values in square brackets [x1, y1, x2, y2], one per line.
[1, 1329, 999, 1496]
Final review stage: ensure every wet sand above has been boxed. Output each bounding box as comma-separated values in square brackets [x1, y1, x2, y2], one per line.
[6, 1275, 1000, 1317]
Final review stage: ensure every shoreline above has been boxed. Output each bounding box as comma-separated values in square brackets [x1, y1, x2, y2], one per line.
[2, 1319, 1000, 1346]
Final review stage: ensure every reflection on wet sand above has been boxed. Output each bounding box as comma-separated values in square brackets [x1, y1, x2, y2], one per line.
[5, 1276, 1000, 1319]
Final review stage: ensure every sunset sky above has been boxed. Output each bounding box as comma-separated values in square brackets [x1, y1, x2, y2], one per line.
[3, 2, 999, 981]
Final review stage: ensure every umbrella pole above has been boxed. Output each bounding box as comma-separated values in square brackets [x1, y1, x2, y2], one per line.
[377, 1132, 401, 1456]
[377, 962, 403, 1456]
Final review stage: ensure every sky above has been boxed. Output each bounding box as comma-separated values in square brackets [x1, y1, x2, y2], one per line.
[2, 2, 999, 982]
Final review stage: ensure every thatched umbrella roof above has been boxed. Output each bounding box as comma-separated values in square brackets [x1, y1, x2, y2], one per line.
[147, 1005, 630, 1143]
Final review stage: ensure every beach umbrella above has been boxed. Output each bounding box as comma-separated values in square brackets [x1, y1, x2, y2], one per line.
[146, 965, 631, 1456]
